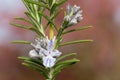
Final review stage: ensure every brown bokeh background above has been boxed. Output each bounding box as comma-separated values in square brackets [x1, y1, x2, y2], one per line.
[0, 0, 120, 80]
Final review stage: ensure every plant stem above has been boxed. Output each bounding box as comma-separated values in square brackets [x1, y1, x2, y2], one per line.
[46, 68, 54, 80]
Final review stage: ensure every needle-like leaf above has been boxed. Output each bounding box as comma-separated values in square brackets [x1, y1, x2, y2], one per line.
[63, 26, 93, 34]
[56, 53, 77, 62]
[12, 40, 31, 44]
[15, 17, 32, 24]
[60, 40, 93, 46]
[25, 0, 49, 10]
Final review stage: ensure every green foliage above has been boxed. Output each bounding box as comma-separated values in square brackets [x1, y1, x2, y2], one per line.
[18, 57, 49, 78]
[53, 58, 79, 79]
[12, 0, 92, 46]
[11, 0, 93, 80]
[19, 52, 79, 80]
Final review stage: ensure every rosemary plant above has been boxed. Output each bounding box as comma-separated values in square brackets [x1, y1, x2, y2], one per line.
[11, 0, 92, 80]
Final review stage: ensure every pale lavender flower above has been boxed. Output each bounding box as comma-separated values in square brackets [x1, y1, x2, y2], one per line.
[43, 55, 56, 68]
[29, 49, 39, 58]
[29, 36, 62, 68]
[64, 4, 83, 26]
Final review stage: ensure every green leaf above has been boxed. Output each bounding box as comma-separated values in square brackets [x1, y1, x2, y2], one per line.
[54, 8, 63, 19]
[19, 57, 48, 78]
[56, 53, 77, 62]
[22, 0, 33, 13]
[10, 22, 31, 30]
[56, 0, 67, 7]
[18, 57, 43, 66]
[11, 40, 31, 44]
[22, 62, 48, 78]
[10, 22, 39, 34]
[25, 12, 45, 37]
[50, 0, 67, 14]
[39, 0, 47, 4]
[25, 0, 49, 10]
[24, 60, 46, 72]
[18, 57, 30, 60]
[53, 58, 80, 78]
[55, 58, 80, 67]
[39, 11, 58, 31]
[50, 0, 66, 15]
[15, 17, 32, 24]
[18, 57, 45, 71]
[60, 40, 93, 46]
[44, 8, 62, 30]
[63, 26, 93, 34]
[25, 12, 40, 28]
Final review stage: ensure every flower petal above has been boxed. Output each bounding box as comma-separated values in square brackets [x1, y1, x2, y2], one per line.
[29, 49, 39, 58]
[67, 4, 72, 15]
[73, 5, 80, 14]
[64, 15, 71, 21]
[46, 36, 56, 51]
[68, 18, 77, 26]
[43, 56, 56, 68]
[52, 50, 62, 57]
[39, 48, 48, 57]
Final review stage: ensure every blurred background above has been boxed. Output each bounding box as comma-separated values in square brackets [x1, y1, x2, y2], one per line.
[0, 0, 120, 80]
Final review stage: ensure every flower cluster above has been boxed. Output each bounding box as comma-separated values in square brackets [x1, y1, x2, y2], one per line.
[64, 5, 83, 27]
[29, 36, 62, 68]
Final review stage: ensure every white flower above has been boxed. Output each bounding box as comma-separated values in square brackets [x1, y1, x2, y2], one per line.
[29, 36, 62, 68]
[31, 37, 47, 50]
[43, 55, 56, 68]
[29, 49, 39, 58]
[46, 36, 56, 51]
[64, 4, 83, 27]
